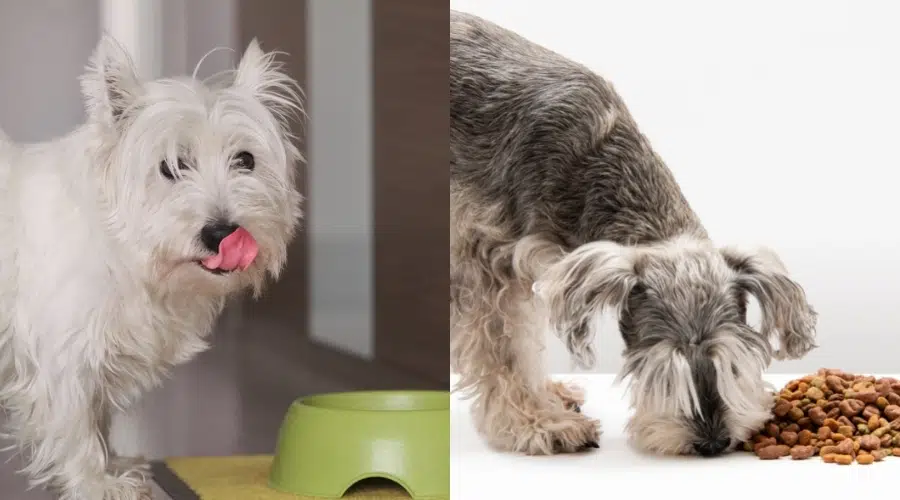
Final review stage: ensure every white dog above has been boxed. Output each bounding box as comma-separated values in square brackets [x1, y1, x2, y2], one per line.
[0, 35, 303, 499]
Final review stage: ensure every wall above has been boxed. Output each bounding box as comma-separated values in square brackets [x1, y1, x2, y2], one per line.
[0, 0, 99, 143]
[450, 0, 900, 374]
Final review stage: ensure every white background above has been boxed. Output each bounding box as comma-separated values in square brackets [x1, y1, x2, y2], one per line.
[451, 0, 900, 374]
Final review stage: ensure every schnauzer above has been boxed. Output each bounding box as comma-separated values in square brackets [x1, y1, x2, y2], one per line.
[450, 10, 817, 457]
[0, 36, 303, 499]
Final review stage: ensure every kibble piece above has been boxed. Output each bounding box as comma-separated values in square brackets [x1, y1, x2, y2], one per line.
[817, 426, 832, 440]
[835, 439, 855, 455]
[838, 425, 854, 437]
[857, 453, 875, 465]
[806, 387, 824, 401]
[839, 400, 859, 417]
[858, 390, 879, 404]
[887, 393, 900, 406]
[806, 406, 826, 425]
[868, 414, 881, 430]
[766, 422, 780, 437]
[863, 405, 880, 420]
[824, 418, 841, 432]
[798, 429, 813, 446]
[884, 405, 900, 421]
[893, 448, 900, 457]
[859, 434, 881, 451]
[788, 407, 804, 421]
[825, 376, 845, 392]
[876, 397, 889, 410]
[822, 453, 837, 463]
[819, 445, 838, 456]
[773, 399, 793, 417]
[880, 434, 892, 448]
[790, 445, 816, 460]
[872, 426, 891, 438]
[753, 437, 777, 452]
[833, 454, 854, 465]
[781, 431, 798, 446]
[757, 444, 789, 460]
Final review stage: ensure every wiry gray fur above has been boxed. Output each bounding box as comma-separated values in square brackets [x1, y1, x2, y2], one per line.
[449, 10, 818, 457]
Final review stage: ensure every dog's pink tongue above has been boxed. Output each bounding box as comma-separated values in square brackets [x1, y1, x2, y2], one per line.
[201, 227, 259, 272]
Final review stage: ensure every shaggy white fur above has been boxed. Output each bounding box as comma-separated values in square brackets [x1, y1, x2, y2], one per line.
[0, 35, 303, 500]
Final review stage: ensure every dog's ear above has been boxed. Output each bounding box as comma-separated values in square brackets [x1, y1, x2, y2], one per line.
[533, 241, 639, 369]
[80, 34, 142, 126]
[233, 39, 304, 131]
[720, 245, 817, 361]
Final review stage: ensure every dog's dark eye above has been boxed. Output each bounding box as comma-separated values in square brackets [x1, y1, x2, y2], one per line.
[233, 151, 255, 171]
[160, 158, 189, 181]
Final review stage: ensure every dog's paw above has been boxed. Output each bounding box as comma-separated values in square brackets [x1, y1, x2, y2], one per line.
[547, 380, 586, 413]
[100, 468, 152, 500]
[475, 381, 601, 455]
[506, 409, 601, 455]
[544, 412, 602, 454]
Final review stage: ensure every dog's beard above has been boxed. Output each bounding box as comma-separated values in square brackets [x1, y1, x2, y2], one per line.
[619, 340, 774, 455]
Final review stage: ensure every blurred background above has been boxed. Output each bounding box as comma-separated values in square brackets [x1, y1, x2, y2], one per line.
[0, 0, 447, 497]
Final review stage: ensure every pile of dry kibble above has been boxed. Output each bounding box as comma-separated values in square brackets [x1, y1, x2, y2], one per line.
[744, 368, 900, 464]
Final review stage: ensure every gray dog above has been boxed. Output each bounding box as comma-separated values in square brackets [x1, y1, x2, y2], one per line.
[449, 10, 818, 457]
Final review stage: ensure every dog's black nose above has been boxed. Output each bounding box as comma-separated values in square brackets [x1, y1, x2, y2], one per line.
[200, 221, 239, 252]
[693, 438, 731, 457]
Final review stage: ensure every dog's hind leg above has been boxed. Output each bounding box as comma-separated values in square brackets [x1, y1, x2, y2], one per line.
[451, 231, 601, 455]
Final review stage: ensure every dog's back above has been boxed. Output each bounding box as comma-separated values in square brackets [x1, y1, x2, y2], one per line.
[450, 11, 703, 247]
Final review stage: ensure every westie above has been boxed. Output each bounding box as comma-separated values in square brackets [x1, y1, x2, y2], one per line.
[0, 35, 303, 499]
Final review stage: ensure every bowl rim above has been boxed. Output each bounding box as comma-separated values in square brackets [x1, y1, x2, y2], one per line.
[292, 389, 450, 413]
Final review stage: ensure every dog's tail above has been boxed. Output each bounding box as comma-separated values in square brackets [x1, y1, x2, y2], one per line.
[531, 241, 640, 369]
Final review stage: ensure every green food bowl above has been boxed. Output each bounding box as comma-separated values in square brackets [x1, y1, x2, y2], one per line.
[268, 390, 450, 499]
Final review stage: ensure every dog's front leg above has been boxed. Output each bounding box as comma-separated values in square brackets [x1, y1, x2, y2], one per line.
[98, 407, 151, 481]
[453, 286, 601, 455]
[23, 377, 151, 500]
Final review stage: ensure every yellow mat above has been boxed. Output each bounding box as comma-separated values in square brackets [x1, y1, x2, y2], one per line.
[156, 455, 412, 500]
